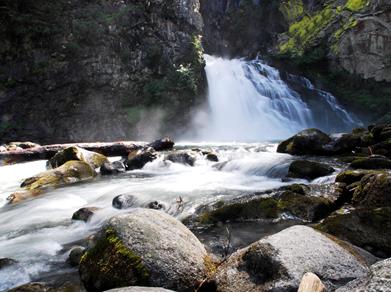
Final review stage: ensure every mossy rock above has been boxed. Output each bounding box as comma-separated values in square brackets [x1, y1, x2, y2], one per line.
[277, 128, 331, 155]
[47, 146, 108, 169]
[196, 189, 333, 224]
[21, 160, 96, 190]
[335, 169, 382, 186]
[288, 160, 335, 180]
[79, 228, 150, 291]
[352, 172, 391, 208]
[349, 157, 391, 170]
[316, 207, 391, 257]
[79, 209, 208, 291]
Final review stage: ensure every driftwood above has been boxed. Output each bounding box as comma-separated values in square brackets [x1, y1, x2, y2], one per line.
[0, 141, 146, 164]
[298, 272, 325, 292]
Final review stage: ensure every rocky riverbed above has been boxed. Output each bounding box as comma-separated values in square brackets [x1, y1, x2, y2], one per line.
[1, 125, 391, 292]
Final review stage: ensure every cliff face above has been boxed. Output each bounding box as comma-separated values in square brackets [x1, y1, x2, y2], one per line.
[0, 0, 205, 143]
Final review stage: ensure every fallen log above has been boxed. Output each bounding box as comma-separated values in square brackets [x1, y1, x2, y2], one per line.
[0, 141, 147, 165]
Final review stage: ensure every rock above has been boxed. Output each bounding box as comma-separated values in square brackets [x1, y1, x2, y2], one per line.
[100, 161, 126, 175]
[47, 146, 108, 169]
[7, 189, 43, 204]
[68, 246, 85, 267]
[317, 207, 391, 257]
[112, 194, 137, 210]
[205, 153, 219, 162]
[147, 138, 174, 151]
[337, 258, 391, 292]
[21, 160, 96, 190]
[335, 169, 380, 186]
[349, 156, 391, 170]
[298, 272, 325, 292]
[8, 282, 52, 292]
[323, 133, 364, 155]
[288, 160, 335, 180]
[371, 124, 391, 142]
[214, 225, 371, 291]
[193, 187, 333, 224]
[106, 286, 173, 292]
[146, 201, 164, 210]
[72, 207, 99, 222]
[0, 258, 17, 269]
[371, 139, 391, 158]
[6, 142, 40, 150]
[277, 128, 331, 155]
[79, 208, 209, 291]
[165, 152, 196, 166]
[125, 150, 156, 171]
[352, 172, 391, 208]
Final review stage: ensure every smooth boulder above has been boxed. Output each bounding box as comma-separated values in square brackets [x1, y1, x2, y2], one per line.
[213, 225, 371, 291]
[288, 160, 335, 180]
[125, 150, 156, 171]
[21, 160, 96, 190]
[72, 207, 99, 222]
[277, 129, 331, 155]
[112, 194, 137, 209]
[79, 208, 208, 291]
[337, 258, 391, 292]
[68, 246, 85, 266]
[100, 161, 126, 175]
[165, 152, 196, 166]
[47, 146, 108, 169]
[147, 138, 174, 151]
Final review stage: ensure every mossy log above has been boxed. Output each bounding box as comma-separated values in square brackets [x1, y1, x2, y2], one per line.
[0, 141, 145, 164]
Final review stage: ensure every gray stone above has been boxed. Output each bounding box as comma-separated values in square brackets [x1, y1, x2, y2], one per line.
[68, 246, 85, 267]
[79, 208, 208, 291]
[337, 258, 391, 292]
[112, 194, 137, 209]
[106, 286, 173, 292]
[100, 161, 126, 175]
[214, 225, 371, 291]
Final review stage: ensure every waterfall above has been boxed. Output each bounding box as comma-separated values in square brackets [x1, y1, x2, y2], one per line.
[195, 55, 361, 141]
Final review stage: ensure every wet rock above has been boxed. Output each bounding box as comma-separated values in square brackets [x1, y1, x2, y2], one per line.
[192, 187, 333, 224]
[317, 207, 391, 257]
[8, 282, 52, 292]
[146, 201, 164, 210]
[100, 161, 126, 175]
[72, 207, 99, 222]
[371, 124, 391, 142]
[288, 160, 335, 180]
[205, 153, 219, 162]
[21, 160, 96, 190]
[79, 208, 208, 291]
[5, 142, 40, 150]
[0, 258, 17, 269]
[277, 128, 331, 155]
[349, 156, 391, 170]
[106, 287, 173, 292]
[335, 169, 381, 186]
[125, 150, 156, 171]
[7, 190, 43, 204]
[352, 172, 391, 208]
[68, 246, 85, 267]
[165, 152, 196, 166]
[337, 258, 391, 292]
[47, 146, 108, 169]
[324, 133, 363, 155]
[214, 225, 371, 291]
[112, 194, 137, 209]
[147, 138, 174, 151]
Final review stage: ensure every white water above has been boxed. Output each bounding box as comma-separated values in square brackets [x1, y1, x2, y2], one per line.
[193, 55, 360, 141]
[0, 143, 319, 290]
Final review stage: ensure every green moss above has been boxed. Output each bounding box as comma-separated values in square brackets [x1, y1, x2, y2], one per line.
[345, 0, 368, 12]
[80, 228, 150, 291]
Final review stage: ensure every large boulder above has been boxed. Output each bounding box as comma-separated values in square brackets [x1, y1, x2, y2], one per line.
[352, 172, 391, 207]
[47, 146, 108, 169]
[213, 225, 372, 291]
[190, 186, 333, 224]
[79, 209, 209, 291]
[349, 156, 391, 170]
[323, 130, 372, 155]
[317, 207, 391, 257]
[277, 128, 331, 155]
[21, 160, 96, 190]
[288, 160, 335, 180]
[337, 258, 391, 292]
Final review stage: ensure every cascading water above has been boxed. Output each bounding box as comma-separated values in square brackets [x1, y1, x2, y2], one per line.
[195, 55, 361, 141]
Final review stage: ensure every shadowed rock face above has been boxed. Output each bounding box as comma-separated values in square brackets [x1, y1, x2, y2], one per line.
[0, 0, 205, 144]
